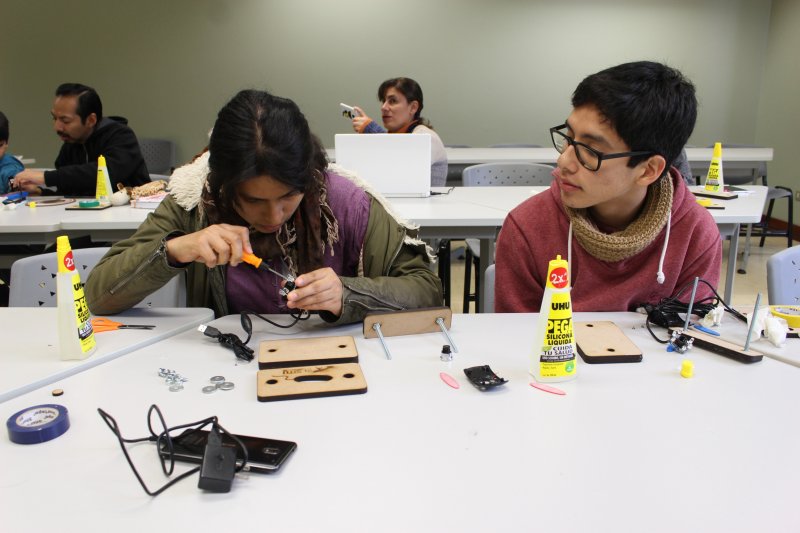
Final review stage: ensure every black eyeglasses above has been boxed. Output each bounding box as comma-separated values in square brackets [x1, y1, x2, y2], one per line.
[549, 124, 654, 171]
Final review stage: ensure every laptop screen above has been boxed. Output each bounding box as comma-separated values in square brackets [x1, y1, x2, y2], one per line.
[334, 134, 431, 197]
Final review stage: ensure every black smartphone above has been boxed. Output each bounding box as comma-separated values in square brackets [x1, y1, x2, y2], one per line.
[158, 428, 296, 474]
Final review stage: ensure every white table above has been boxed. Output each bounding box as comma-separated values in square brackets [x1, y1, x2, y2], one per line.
[441, 146, 774, 166]
[0, 186, 767, 308]
[1, 312, 797, 532]
[392, 185, 767, 306]
[0, 307, 214, 403]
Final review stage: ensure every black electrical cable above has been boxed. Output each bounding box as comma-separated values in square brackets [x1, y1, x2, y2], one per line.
[641, 277, 747, 344]
[198, 324, 254, 362]
[97, 404, 248, 497]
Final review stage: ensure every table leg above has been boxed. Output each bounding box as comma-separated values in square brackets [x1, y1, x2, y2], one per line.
[723, 223, 739, 304]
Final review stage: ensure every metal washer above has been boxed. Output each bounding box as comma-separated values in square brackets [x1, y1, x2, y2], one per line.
[210, 376, 225, 384]
[218, 382, 235, 391]
[169, 384, 184, 392]
[202, 385, 217, 394]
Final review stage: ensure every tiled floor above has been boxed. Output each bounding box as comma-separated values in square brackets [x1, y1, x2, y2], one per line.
[450, 236, 789, 314]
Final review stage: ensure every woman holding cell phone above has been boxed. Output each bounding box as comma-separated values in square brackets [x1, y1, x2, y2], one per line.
[349, 77, 448, 187]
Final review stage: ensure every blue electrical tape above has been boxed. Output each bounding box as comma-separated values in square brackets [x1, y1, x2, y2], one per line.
[7, 404, 70, 444]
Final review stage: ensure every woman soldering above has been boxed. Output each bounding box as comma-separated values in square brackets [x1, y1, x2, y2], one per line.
[86, 89, 443, 324]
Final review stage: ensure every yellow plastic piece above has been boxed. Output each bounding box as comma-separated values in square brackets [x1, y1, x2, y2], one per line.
[28, 201, 36, 208]
[770, 305, 800, 328]
[696, 198, 712, 207]
[680, 359, 694, 379]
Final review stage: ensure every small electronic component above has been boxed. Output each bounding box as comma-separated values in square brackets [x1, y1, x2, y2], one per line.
[463, 365, 508, 391]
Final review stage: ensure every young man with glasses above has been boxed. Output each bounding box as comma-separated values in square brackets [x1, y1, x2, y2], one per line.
[495, 61, 721, 312]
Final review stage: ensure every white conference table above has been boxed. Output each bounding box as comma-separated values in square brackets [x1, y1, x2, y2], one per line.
[0, 307, 214, 404]
[0, 186, 768, 308]
[395, 185, 767, 306]
[0, 312, 797, 532]
[328, 146, 774, 167]
[447, 146, 774, 166]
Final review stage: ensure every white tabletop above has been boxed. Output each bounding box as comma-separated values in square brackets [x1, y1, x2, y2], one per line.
[447, 146, 774, 165]
[0, 307, 214, 403]
[1, 312, 797, 532]
[327, 146, 775, 166]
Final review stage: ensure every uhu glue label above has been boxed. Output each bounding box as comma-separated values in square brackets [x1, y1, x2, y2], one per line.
[530, 255, 577, 383]
[703, 142, 724, 193]
[56, 236, 96, 360]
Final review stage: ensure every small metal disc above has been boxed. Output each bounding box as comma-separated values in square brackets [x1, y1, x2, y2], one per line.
[209, 376, 225, 384]
[202, 385, 217, 394]
[169, 384, 184, 392]
[219, 382, 235, 391]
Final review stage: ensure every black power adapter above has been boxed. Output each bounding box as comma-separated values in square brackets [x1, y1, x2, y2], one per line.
[198, 427, 237, 493]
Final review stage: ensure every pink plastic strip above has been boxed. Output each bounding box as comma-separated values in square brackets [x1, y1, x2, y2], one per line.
[529, 382, 566, 396]
[440, 372, 460, 389]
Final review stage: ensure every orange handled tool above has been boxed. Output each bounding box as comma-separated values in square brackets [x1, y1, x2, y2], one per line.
[240, 252, 296, 297]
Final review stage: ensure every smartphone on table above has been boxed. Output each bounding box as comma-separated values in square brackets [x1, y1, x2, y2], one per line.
[158, 428, 297, 474]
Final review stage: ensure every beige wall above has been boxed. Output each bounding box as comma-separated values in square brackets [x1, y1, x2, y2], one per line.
[3, 0, 794, 223]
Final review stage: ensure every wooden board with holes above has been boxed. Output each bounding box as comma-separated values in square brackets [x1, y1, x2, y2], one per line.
[689, 186, 739, 200]
[257, 363, 367, 402]
[258, 336, 358, 369]
[574, 321, 643, 363]
[363, 307, 452, 339]
[669, 327, 763, 364]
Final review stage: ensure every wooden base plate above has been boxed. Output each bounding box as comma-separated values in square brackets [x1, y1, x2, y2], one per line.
[574, 321, 642, 363]
[690, 186, 738, 200]
[363, 307, 452, 338]
[257, 363, 367, 402]
[669, 327, 763, 363]
[258, 336, 358, 369]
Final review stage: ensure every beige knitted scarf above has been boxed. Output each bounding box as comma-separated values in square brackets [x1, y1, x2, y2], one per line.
[565, 176, 674, 262]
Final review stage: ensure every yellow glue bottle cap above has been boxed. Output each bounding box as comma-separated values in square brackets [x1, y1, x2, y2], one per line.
[98, 154, 107, 167]
[56, 236, 75, 273]
[680, 359, 694, 379]
[545, 254, 570, 290]
[712, 142, 722, 159]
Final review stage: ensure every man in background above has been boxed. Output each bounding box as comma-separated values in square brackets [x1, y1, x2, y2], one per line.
[13, 83, 150, 195]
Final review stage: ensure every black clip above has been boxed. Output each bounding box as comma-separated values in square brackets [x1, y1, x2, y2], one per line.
[463, 365, 508, 391]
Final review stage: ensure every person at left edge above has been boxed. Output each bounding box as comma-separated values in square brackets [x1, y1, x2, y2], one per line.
[12, 83, 150, 196]
[85, 89, 443, 324]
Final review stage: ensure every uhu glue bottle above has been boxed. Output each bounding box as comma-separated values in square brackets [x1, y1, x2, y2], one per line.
[56, 236, 97, 360]
[703, 142, 724, 193]
[95, 154, 113, 204]
[530, 255, 577, 382]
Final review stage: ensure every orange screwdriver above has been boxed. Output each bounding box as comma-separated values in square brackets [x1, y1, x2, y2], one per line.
[241, 252, 296, 297]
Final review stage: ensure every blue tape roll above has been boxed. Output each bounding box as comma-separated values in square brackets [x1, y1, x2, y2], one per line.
[7, 404, 70, 444]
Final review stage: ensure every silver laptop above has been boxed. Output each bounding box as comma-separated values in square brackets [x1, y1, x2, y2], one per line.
[334, 134, 431, 197]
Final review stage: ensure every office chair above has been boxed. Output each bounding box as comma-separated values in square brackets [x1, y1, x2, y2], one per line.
[9, 247, 185, 308]
[767, 244, 800, 305]
[139, 138, 177, 175]
[461, 162, 556, 312]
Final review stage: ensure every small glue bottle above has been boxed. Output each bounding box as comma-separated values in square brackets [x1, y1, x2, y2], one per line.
[95, 154, 113, 204]
[530, 255, 577, 383]
[703, 142, 724, 193]
[56, 236, 97, 360]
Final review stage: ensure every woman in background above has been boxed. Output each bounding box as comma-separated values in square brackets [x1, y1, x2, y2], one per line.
[351, 77, 448, 186]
